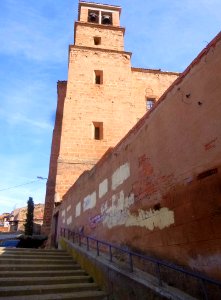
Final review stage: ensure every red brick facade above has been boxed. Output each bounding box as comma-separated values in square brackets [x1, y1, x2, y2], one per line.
[54, 26, 221, 281]
[42, 2, 178, 236]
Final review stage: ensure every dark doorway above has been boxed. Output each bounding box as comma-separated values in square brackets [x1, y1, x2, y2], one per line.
[52, 212, 59, 248]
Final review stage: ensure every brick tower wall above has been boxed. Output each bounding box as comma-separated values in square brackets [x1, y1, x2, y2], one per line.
[54, 46, 178, 207]
[42, 81, 66, 234]
[43, 2, 178, 238]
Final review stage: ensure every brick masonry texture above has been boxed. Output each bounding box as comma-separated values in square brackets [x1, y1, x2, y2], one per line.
[75, 23, 125, 51]
[42, 2, 178, 237]
[55, 26, 221, 281]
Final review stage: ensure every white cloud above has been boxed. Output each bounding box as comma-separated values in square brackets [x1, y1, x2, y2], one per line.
[0, 0, 73, 63]
[0, 110, 53, 131]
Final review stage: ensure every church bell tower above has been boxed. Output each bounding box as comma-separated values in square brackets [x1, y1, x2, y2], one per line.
[54, 1, 133, 202]
[43, 1, 134, 236]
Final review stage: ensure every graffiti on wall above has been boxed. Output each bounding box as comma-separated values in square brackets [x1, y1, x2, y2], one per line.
[74, 163, 131, 219]
[89, 214, 104, 229]
[101, 190, 174, 230]
[72, 162, 174, 231]
[101, 190, 133, 228]
[83, 191, 96, 212]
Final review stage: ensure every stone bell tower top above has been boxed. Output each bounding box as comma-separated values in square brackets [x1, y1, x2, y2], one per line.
[78, 1, 121, 26]
[74, 1, 124, 51]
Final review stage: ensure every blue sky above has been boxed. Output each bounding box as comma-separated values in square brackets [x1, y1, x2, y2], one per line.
[0, 0, 220, 214]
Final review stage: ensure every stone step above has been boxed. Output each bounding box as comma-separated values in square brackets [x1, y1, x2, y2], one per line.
[0, 263, 81, 271]
[0, 253, 70, 259]
[0, 249, 107, 299]
[0, 290, 108, 300]
[0, 248, 66, 254]
[0, 275, 92, 286]
[0, 282, 100, 297]
[0, 257, 74, 265]
[0, 269, 86, 278]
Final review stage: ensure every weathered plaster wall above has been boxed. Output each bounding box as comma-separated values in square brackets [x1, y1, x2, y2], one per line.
[57, 33, 221, 280]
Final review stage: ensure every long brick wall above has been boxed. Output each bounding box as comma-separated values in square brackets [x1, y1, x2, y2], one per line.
[56, 32, 221, 280]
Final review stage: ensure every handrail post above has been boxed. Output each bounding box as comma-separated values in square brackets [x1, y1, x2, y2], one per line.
[156, 263, 162, 286]
[58, 231, 221, 295]
[200, 279, 208, 300]
[109, 245, 112, 262]
[96, 241, 99, 256]
[129, 253, 133, 272]
[87, 237, 89, 251]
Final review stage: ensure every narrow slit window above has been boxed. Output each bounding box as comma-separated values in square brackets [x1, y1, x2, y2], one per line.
[96, 75, 101, 84]
[94, 36, 101, 45]
[93, 122, 103, 140]
[146, 98, 156, 110]
[94, 70, 103, 85]
[95, 127, 100, 139]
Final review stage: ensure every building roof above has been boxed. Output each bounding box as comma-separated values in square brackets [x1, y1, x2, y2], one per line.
[131, 67, 179, 76]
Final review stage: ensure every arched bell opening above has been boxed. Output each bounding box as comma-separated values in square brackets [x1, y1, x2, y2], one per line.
[101, 12, 112, 25]
[88, 10, 99, 23]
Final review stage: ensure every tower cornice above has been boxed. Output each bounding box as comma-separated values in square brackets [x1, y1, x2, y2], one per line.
[69, 44, 132, 57]
[75, 21, 125, 33]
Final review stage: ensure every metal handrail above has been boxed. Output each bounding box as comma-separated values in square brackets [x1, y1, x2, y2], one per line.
[60, 227, 221, 298]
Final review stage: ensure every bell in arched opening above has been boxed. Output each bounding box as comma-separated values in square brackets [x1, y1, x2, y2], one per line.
[88, 11, 99, 23]
[101, 14, 112, 25]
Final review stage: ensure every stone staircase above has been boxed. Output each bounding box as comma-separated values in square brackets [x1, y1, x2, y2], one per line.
[0, 248, 107, 300]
